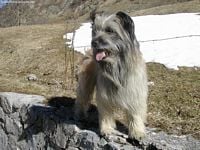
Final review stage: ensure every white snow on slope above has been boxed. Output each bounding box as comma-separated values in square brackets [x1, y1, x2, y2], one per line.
[64, 13, 200, 69]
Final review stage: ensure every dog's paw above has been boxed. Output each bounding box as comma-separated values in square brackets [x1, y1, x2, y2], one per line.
[100, 130, 114, 142]
[127, 130, 145, 147]
[100, 130, 112, 137]
[100, 127, 115, 137]
[128, 128, 146, 141]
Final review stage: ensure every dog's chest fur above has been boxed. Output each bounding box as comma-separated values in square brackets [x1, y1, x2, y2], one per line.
[96, 68, 133, 106]
[95, 59, 148, 110]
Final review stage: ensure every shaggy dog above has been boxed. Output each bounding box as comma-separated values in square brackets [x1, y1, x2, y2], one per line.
[75, 11, 148, 141]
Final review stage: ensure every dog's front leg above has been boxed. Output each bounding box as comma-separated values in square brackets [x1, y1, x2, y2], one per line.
[97, 101, 116, 136]
[127, 113, 146, 141]
[75, 58, 96, 120]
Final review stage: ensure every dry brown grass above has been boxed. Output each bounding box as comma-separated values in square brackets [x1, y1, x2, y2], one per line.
[0, 23, 81, 97]
[147, 63, 200, 139]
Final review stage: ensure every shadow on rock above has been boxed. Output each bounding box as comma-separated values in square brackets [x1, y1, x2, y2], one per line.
[19, 96, 99, 142]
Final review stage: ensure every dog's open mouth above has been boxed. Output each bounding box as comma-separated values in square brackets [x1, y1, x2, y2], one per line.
[95, 50, 110, 61]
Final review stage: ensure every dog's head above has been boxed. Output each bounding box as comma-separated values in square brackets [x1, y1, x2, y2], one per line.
[90, 11, 138, 65]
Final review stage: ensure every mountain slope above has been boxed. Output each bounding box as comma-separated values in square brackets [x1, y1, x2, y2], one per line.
[0, 0, 200, 27]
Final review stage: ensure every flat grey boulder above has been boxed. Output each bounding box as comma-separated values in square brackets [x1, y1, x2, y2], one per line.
[0, 92, 199, 150]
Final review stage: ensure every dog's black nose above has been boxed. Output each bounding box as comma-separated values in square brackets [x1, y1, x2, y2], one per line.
[91, 39, 99, 48]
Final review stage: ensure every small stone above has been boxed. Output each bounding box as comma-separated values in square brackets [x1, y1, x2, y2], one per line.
[148, 81, 155, 86]
[26, 74, 38, 81]
[98, 138, 107, 147]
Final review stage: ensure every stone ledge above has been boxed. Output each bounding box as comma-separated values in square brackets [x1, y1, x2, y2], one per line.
[0, 92, 199, 150]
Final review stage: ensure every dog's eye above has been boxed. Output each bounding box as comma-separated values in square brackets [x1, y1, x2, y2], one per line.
[105, 27, 114, 33]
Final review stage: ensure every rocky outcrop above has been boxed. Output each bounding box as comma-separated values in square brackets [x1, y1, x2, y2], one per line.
[0, 92, 199, 150]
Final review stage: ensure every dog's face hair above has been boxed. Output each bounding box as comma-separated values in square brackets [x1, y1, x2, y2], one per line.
[91, 11, 140, 86]
[91, 11, 139, 64]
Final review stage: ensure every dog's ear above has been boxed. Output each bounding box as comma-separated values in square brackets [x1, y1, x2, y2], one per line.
[116, 11, 135, 40]
[90, 9, 104, 23]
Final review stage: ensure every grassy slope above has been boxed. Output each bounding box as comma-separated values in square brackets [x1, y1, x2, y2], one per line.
[0, 23, 81, 97]
[147, 63, 200, 138]
[0, 0, 199, 139]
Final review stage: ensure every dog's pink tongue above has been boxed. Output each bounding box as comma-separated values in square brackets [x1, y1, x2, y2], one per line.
[96, 51, 106, 61]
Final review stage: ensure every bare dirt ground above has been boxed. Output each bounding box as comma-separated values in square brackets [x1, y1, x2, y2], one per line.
[0, 0, 199, 139]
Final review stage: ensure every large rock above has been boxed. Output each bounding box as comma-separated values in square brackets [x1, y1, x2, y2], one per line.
[0, 92, 199, 150]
